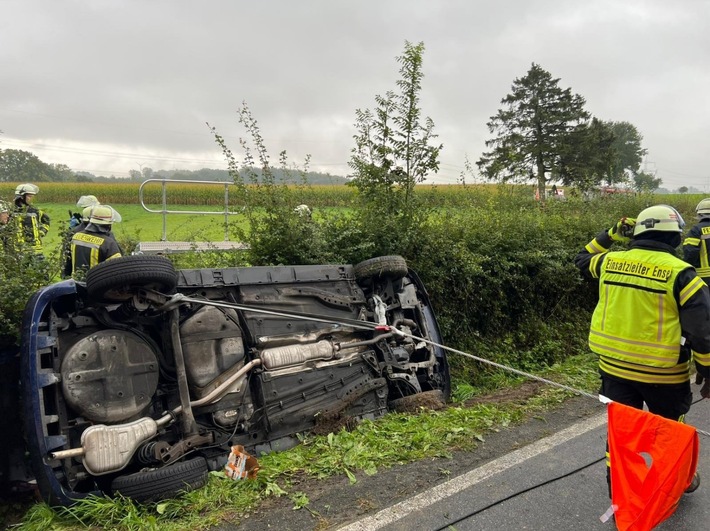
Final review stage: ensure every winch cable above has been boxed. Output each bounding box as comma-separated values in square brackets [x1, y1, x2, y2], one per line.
[159, 293, 381, 332]
[366, 325, 710, 527]
[390, 325, 710, 438]
[161, 292, 709, 527]
[161, 292, 710, 437]
[396, 328, 600, 400]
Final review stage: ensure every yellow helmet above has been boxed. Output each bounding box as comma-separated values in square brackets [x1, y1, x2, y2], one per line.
[633, 205, 685, 236]
[696, 198, 710, 219]
[82, 206, 95, 221]
[89, 205, 122, 225]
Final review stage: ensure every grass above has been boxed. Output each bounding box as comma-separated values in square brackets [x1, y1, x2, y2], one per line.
[10, 354, 600, 531]
[4, 195, 605, 528]
[36, 203, 249, 254]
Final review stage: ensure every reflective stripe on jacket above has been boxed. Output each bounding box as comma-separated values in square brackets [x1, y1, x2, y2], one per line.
[69, 228, 122, 275]
[682, 220, 710, 280]
[576, 232, 710, 384]
[16, 206, 50, 252]
[589, 247, 699, 368]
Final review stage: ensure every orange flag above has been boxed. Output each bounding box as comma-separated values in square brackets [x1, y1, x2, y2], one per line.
[607, 401, 699, 531]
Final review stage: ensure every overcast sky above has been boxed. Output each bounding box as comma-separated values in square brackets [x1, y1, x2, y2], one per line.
[1, 0, 709, 190]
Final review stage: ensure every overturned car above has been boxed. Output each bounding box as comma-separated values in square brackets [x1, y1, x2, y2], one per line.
[21, 255, 450, 505]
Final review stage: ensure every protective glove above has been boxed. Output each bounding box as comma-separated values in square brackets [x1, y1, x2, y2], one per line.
[608, 217, 636, 243]
[701, 378, 710, 399]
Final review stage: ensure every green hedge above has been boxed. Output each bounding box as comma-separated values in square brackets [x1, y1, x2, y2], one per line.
[1, 189, 701, 387]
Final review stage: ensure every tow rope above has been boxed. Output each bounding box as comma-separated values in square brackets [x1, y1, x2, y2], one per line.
[160, 293, 710, 438]
[392, 325, 710, 439]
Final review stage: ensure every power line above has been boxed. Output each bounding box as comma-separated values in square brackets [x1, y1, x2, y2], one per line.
[0, 136, 533, 185]
[0, 138, 354, 169]
[0, 106, 348, 146]
[656, 167, 706, 179]
[1, 139, 227, 165]
[0, 106, 214, 138]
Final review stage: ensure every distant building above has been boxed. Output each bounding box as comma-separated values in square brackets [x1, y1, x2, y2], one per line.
[534, 186, 566, 201]
[599, 186, 634, 197]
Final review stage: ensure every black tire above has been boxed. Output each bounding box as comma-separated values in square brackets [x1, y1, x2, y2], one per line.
[86, 255, 178, 301]
[354, 255, 408, 283]
[389, 389, 446, 413]
[111, 457, 208, 503]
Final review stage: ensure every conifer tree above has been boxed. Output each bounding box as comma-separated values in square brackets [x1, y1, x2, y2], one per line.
[477, 63, 589, 201]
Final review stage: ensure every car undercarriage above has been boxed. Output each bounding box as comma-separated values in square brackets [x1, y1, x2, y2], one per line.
[20, 255, 450, 505]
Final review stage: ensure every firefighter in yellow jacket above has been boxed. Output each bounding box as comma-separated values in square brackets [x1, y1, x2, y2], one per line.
[682, 198, 710, 282]
[66, 205, 123, 277]
[13, 183, 50, 254]
[575, 204, 710, 494]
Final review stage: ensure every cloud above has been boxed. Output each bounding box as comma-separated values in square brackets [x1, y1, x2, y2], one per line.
[1, 0, 708, 188]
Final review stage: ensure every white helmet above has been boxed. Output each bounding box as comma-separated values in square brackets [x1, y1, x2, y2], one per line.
[633, 204, 685, 236]
[76, 195, 100, 209]
[294, 204, 311, 217]
[696, 198, 710, 220]
[14, 183, 39, 197]
[89, 205, 122, 225]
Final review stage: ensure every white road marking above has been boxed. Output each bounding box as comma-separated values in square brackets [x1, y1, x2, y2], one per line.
[338, 412, 607, 530]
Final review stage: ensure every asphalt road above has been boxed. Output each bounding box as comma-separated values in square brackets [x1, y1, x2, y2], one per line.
[339, 388, 710, 531]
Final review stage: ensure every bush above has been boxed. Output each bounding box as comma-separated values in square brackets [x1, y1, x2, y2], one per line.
[0, 222, 55, 347]
[310, 191, 665, 386]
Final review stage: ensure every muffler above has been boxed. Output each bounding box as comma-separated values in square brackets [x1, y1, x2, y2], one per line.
[51, 417, 158, 475]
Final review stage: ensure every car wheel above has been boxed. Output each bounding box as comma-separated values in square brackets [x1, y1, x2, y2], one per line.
[354, 255, 408, 284]
[389, 389, 446, 413]
[86, 255, 178, 302]
[111, 457, 208, 503]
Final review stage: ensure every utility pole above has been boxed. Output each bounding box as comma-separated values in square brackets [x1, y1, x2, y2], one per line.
[136, 162, 145, 178]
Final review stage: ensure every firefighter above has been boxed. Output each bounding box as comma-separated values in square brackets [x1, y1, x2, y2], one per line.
[294, 204, 312, 218]
[0, 200, 9, 225]
[66, 205, 123, 277]
[575, 204, 710, 495]
[69, 195, 100, 230]
[13, 183, 50, 254]
[61, 205, 100, 278]
[0, 200, 13, 250]
[73, 204, 98, 234]
[682, 198, 710, 282]
[682, 198, 710, 388]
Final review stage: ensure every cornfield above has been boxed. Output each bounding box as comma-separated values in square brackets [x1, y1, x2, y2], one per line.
[1, 181, 536, 208]
[1, 181, 358, 207]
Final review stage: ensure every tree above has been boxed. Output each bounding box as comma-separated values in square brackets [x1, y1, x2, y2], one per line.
[0, 149, 82, 182]
[75, 174, 93, 183]
[558, 119, 646, 191]
[605, 121, 646, 185]
[210, 102, 334, 266]
[347, 41, 442, 257]
[349, 41, 442, 217]
[632, 171, 662, 193]
[558, 118, 615, 192]
[0, 149, 54, 182]
[678, 186, 689, 194]
[477, 63, 589, 201]
[48, 163, 75, 182]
